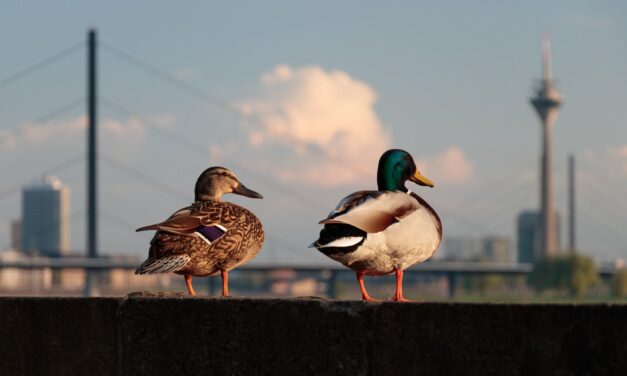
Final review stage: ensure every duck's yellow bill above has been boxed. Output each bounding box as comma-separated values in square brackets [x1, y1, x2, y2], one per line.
[410, 171, 434, 187]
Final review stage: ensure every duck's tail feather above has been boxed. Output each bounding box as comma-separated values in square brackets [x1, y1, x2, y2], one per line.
[135, 255, 191, 274]
[311, 223, 366, 255]
[136, 224, 160, 232]
[314, 236, 364, 249]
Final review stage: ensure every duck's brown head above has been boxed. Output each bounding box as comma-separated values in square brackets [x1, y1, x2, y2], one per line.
[195, 166, 263, 201]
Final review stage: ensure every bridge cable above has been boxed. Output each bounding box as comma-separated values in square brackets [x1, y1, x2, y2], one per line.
[0, 98, 84, 143]
[0, 41, 84, 89]
[100, 153, 189, 200]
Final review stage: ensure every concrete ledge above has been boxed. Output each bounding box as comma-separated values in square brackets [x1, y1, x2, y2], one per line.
[0, 295, 625, 375]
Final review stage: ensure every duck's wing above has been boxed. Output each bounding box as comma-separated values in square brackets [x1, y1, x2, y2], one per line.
[136, 207, 199, 235]
[410, 192, 442, 242]
[319, 191, 419, 233]
[135, 205, 231, 275]
[136, 206, 227, 239]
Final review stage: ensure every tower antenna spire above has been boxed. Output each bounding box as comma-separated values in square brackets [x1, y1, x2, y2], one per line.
[542, 33, 552, 82]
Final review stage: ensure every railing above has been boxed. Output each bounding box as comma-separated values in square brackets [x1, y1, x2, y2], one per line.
[0, 258, 532, 272]
[0, 258, 617, 298]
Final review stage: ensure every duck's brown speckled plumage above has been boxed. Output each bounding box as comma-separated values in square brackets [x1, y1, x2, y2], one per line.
[135, 166, 265, 297]
[138, 200, 264, 276]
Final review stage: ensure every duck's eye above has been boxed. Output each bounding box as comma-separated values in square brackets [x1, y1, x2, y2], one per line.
[394, 163, 404, 181]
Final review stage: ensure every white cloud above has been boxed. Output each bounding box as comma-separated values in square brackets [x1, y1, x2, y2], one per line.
[417, 146, 474, 185]
[0, 113, 176, 151]
[101, 117, 144, 139]
[236, 64, 391, 186]
[614, 145, 627, 158]
[20, 116, 85, 144]
[0, 130, 17, 148]
[610, 145, 627, 176]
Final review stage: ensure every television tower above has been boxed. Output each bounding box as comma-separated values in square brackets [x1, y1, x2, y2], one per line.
[530, 34, 562, 259]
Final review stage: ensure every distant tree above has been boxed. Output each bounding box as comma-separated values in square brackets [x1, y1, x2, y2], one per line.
[611, 269, 627, 298]
[529, 253, 599, 297]
[462, 274, 504, 295]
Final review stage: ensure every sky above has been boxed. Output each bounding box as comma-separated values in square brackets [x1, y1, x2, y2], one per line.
[1, 1, 626, 265]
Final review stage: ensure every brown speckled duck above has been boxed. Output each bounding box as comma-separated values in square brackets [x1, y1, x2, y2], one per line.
[135, 167, 264, 297]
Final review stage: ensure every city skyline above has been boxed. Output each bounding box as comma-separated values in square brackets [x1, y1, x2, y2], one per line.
[1, 2, 626, 265]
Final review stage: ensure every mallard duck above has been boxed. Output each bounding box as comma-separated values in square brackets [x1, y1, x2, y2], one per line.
[311, 149, 442, 302]
[135, 167, 264, 297]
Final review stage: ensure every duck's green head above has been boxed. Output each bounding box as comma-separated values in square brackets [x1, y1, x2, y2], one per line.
[377, 149, 434, 191]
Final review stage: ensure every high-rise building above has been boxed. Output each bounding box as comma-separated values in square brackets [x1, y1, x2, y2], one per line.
[517, 211, 540, 263]
[444, 237, 482, 261]
[517, 209, 561, 263]
[10, 220, 21, 251]
[482, 237, 511, 264]
[21, 176, 70, 256]
[444, 236, 511, 263]
[530, 34, 562, 258]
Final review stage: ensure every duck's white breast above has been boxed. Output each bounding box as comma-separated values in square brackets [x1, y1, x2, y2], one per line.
[333, 205, 440, 275]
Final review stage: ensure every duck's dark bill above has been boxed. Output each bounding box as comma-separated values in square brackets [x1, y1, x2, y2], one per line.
[233, 183, 264, 199]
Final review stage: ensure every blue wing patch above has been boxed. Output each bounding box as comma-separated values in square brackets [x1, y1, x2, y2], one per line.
[196, 225, 226, 242]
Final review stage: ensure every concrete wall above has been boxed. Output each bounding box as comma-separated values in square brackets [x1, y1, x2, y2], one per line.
[0, 295, 625, 375]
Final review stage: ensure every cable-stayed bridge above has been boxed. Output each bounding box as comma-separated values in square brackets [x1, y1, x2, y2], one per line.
[1, 30, 626, 296]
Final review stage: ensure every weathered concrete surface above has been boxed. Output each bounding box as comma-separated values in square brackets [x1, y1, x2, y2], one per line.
[119, 296, 368, 375]
[0, 297, 119, 375]
[0, 295, 625, 375]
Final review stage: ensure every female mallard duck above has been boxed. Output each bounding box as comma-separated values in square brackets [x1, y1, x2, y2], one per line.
[135, 167, 264, 297]
[311, 149, 442, 302]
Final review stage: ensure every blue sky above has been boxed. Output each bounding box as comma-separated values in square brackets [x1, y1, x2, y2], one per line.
[1, 1, 626, 265]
